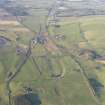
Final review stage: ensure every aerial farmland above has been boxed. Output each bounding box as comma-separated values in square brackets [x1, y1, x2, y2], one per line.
[0, 0, 105, 105]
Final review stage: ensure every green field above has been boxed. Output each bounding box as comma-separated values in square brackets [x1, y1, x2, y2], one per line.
[1, 0, 105, 104]
[0, 15, 105, 105]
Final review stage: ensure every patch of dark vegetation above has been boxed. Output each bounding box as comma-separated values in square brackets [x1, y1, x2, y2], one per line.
[12, 93, 41, 105]
[95, 65, 102, 70]
[0, 36, 11, 47]
[79, 49, 101, 60]
[89, 78, 104, 97]
[74, 69, 80, 72]
[16, 45, 27, 55]
[54, 24, 61, 28]
[33, 35, 47, 45]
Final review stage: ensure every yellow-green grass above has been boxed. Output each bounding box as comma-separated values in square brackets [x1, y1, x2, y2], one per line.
[49, 16, 105, 105]
[0, 44, 98, 105]
[80, 16, 105, 54]
[49, 22, 83, 50]
[6, 0, 105, 104]
[9, 56, 98, 105]
[1, 13, 105, 105]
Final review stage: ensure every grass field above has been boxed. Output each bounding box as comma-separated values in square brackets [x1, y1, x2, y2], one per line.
[1, 0, 105, 105]
[0, 15, 105, 105]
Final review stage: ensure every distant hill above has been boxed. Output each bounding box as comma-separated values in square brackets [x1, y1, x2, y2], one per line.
[56, 0, 105, 17]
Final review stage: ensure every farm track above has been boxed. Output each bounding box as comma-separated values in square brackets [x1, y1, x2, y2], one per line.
[31, 55, 42, 75]
[6, 46, 32, 105]
[42, 33, 100, 104]
[1, 3, 39, 104]
[57, 46, 100, 105]
[44, 54, 54, 76]
[43, 49, 66, 104]
[42, 32, 66, 78]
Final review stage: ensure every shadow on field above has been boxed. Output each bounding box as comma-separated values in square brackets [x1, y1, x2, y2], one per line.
[89, 78, 104, 97]
[12, 93, 41, 105]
